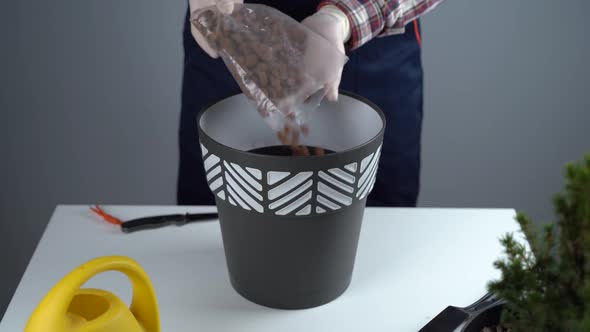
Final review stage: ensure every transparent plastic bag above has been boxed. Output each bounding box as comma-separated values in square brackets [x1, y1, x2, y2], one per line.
[191, 4, 348, 135]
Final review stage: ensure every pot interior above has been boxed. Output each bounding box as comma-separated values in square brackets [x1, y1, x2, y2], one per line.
[199, 93, 384, 153]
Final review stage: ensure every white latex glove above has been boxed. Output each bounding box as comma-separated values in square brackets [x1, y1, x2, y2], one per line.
[301, 6, 351, 102]
[189, 0, 243, 58]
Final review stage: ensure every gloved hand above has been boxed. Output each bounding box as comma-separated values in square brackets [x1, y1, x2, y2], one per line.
[189, 0, 243, 58]
[301, 6, 351, 102]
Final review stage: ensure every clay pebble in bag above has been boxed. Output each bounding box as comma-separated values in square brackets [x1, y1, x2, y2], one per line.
[191, 4, 348, 156]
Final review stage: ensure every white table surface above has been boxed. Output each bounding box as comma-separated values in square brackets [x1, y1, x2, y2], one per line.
[0, 205, 520, 332]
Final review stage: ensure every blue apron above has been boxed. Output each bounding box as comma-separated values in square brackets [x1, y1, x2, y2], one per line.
[178, 0, 423, 207]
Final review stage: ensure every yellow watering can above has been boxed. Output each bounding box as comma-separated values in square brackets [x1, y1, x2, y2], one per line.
[25, 256, 160, 332]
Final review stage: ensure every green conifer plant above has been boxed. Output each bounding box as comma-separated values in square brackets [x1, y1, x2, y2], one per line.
[488, 154, 590, 332]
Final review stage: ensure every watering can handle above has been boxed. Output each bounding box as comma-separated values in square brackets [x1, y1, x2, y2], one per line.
[25, 256, 160, 332]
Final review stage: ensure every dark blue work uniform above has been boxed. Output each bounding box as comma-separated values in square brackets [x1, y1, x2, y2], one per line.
[178, 0, 423, 207]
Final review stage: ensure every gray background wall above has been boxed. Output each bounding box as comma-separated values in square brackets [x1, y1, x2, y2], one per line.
[1, 0, 588, 318]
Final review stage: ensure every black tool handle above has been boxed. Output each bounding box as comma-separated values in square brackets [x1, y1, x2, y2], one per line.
[464, 292, 502, 314]
[460, 299, 505, 332]
[121, 213, 219, 233]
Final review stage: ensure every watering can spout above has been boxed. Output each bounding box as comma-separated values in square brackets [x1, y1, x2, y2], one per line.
[25, 256, 160, 332]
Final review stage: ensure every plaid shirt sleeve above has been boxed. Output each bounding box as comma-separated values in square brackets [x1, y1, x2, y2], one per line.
[318, 0, 446, 49]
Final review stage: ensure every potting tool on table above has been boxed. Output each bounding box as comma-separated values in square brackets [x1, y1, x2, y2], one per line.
[419, 292, 505, 332]
[90, 205, 218, 233]
[25, 256, 160, 332]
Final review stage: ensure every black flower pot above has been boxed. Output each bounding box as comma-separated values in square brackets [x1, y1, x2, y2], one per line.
[198, 92, 385, 309]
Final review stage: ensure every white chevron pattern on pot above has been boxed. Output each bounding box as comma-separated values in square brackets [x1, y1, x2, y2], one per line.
[224, 161, 264, 213]
[357, 145, 381, 200]
[267, 171, 313, 216]
[315, 168, 355, 213]
[202, 144, 225, 201]
[200, 144, 382, 216]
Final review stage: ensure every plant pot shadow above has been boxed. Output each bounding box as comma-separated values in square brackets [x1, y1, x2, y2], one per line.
[151, 245, 296, 321]
[348, 221, 414, 292]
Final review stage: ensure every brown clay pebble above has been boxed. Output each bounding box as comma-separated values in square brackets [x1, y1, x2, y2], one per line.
[258, 70, 268, 86]
[271, 23, 280, 35]
[283, 124, 292, 136]
[288, 24, 305, 42]
[294, 146, 311, 156]
[314, 147, 325, 156]
[290, 128, 300, 146]
[277, 127, 289, 145]
[251, 42, 264, 58]
[245, 54, 258, 67]
[300, 125, 309, 136]
[275, 122, 318, 156]
[266, 87, 276, 100]
[277, 63, 288, 76]
[219, 38, 235, 52]
[257, 63, 268, 73]
[271, 76, 281, 90]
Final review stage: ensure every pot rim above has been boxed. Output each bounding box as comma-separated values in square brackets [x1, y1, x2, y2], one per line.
[197, 90, 386, 160]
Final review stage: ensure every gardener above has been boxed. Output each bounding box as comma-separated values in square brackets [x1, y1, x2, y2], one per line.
[178, 0, 445, 207]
